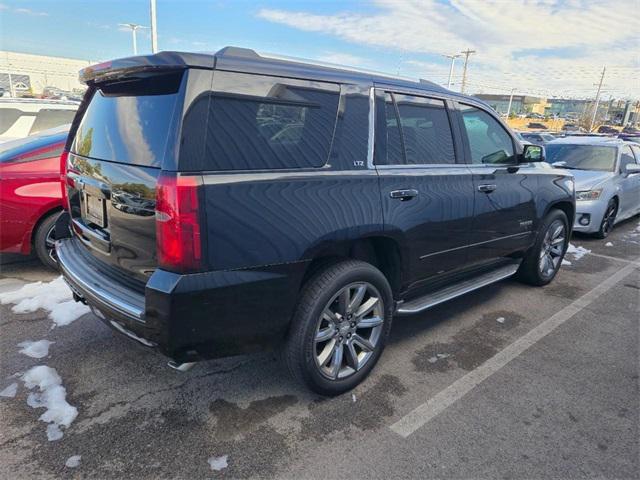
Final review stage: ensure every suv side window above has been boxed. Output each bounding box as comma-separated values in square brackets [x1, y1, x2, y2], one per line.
[201, 71, 340, 171]
[620, 145, 637, 173]
[460, 104, 515, 164]
[377, 92, 455, 165]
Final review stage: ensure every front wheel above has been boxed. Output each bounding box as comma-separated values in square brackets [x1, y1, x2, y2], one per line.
[284, 260, 393, 396]
[518, 209, 569, 286]
[594, 198, 617, 239]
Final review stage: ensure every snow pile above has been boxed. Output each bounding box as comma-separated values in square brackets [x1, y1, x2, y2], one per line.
[22, 366, 78, 441]
[496, 317, 505, 324]
[0, 383, 18, 398]
[65, 455, 81, 468]
[0, 276, 89, 327]
[605, 242, 613, 247]
[208, 455, 228, 471]
[18, 340, 54, 359]
[562, 259, 572, 266]
[566, 243, 591, 261]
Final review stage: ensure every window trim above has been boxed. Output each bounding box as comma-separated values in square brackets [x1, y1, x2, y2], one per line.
[372, 87, 460, 168]
[455, 101, 519, 167]
[619, 144, 637, 173]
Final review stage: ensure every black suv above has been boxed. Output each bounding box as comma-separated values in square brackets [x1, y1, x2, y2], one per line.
[56, 47, 575, 395]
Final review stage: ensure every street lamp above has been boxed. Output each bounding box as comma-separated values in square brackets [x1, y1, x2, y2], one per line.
[119, 23, 148, 55]
[442, 54, 461, 89]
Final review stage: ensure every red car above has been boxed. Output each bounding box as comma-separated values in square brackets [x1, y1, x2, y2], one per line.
[0, 125, 68, 268]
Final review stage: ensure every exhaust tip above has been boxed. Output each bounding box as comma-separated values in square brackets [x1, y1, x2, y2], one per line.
[168, 360, 196, 372]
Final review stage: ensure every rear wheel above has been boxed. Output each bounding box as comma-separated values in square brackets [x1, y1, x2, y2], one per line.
[518, 209, 569, 286]
[594, 198, 617, 239]
[33, 211, 60, 270]
[284, 260, 393, 396]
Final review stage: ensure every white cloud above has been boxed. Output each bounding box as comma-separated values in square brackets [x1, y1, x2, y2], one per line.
[13, 7, 48, 16]
[315, 52, 368, 67]
[257, 0, 639, 98]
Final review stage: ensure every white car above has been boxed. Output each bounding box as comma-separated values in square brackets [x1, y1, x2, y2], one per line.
[546, 137, 640, 238]
[0, 98, 79, 143]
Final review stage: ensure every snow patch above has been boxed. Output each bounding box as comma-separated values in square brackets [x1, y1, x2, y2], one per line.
[18, 340, 54, 359]
[605, 242, 613, 247]
[65, 455, 81, 468]
[428, 353, 450, 363]
[566, 243, 591, 261]
[0, 382, 18, 398]
[22, 366, 78, 441]
[208, 455, 228, 471]
[0, 276, 89, 327]
[562, 259, 572, 266]
[496, 317, 505, 324]
[351, 394, 357, 403]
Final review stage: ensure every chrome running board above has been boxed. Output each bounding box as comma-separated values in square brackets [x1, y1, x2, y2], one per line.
[396, 262, 521, 315]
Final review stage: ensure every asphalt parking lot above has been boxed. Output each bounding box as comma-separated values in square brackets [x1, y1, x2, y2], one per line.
[1, 219, 638, 479]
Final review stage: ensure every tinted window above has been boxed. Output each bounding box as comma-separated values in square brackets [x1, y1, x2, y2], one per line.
[394, 94, 455, 164]
[545, 145, 617, 172]
[71, 72, 183, 167]
[620, 145, 636, 172]
[199, 71, 339, 171]
[381, 93, 404, 165]
[29, 109, 76, 135]
[460, 104, 515, 164]
[0, 108, 22, 135]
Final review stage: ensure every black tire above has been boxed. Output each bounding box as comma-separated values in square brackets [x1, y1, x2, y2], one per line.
[33, 211, 60, 270]
[518, 209, 569, 286]
[593, 198, 617, 239]
[284, 259, 394, 396]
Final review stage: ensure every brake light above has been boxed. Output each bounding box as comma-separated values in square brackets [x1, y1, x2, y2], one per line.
[60, 151, 70, 211]
[155, 173, 203, 273]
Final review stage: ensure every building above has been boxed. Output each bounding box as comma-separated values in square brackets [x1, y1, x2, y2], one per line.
[0, 51, 95, 96]
[473, 94, 547, 115]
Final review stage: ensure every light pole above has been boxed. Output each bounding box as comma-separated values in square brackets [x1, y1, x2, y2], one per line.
[506, 87, 516, 119]
[443, 54, 461, 89]
[150, 0, 158, 53]
[589, 66, 606, 132]
[119, 23, 148, 55]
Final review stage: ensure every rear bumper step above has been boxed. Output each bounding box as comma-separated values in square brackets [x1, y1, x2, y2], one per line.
[56, 238, 145, 323]
[396, 261, 521, 315]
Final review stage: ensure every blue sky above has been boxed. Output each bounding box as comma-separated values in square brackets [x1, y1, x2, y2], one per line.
[0, 0, 637, 98]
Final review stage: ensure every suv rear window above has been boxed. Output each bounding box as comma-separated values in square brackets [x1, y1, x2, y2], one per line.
[71, 72, 183, 167]
[188, 71, 340, 171]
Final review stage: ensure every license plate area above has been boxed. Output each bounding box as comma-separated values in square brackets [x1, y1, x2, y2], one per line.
[83, 193, 106, 228]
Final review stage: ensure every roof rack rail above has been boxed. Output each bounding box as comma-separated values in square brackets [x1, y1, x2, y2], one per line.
[214, 45, 425, 85]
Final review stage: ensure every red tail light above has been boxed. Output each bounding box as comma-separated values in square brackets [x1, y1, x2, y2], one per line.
[60, 151, 70, 211]
[155, 173, 203, 273]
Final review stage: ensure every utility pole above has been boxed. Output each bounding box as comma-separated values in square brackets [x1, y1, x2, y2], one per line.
[589, 66, 606, 132]
[150, 0, 158, 53]
[119, 23, 148, 55]
[459, 48, 476, 94]
[442, 53, 461, 89]
[506, 87, 516, 118]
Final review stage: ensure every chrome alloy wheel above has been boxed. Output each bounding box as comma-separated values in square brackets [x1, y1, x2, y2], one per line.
[44, 224, 57, 264]
[313, 282, 384, 380]
[539, 219, 566, 278]
[601, 201, 617, 236]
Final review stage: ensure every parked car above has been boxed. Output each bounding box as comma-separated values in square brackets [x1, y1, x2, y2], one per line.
[56, 47, 574, 395]
[0, 124, 69, 268]
[546, 137, 640, 238]
[521, 132, 557, 145]
[562, 123, 584, 133]
[618, 133, 640, 144]
[527, 122, 548, 130]
[513, 131, 532, 145]
[622, 126, 640, 134]
[0, 98, 78, 143]
[597, 125, 619, 135]
[526, 112, 545, 119]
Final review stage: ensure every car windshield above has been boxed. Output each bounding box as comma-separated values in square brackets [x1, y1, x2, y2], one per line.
[545, 144, 617, 172]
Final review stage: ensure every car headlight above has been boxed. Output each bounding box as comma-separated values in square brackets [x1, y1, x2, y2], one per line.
[576, 189, 602, 201]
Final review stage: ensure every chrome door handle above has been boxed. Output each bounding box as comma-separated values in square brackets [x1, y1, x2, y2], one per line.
[478, 184, 497, 193]
[389, 189, 419, 201]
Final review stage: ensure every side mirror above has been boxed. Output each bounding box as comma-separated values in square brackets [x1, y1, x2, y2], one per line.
[625, 164, 640, 175]
[523, 144, 545, 163]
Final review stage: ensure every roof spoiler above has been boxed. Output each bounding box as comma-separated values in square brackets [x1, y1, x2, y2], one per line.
[79, 51, 214, 85]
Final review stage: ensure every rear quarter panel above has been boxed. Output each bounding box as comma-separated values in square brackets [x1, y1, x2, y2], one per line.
[0, 157, 62, 253]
